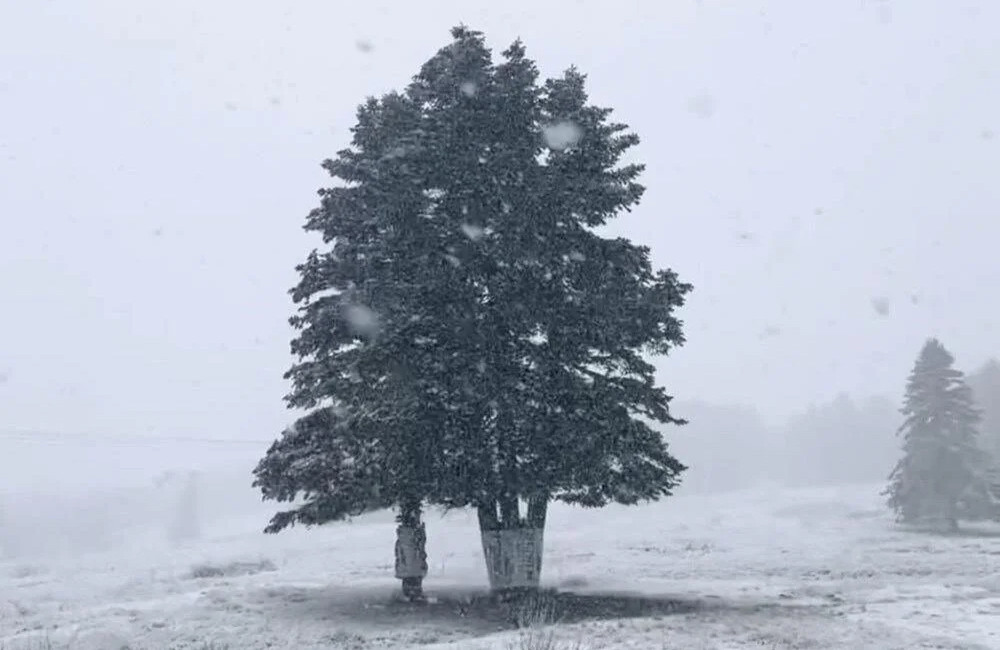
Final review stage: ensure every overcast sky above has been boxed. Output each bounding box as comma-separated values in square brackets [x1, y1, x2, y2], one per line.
[2, 0, 999, 488]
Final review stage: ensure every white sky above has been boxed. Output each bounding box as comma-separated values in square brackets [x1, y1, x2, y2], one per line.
[2, 0, 999, 488]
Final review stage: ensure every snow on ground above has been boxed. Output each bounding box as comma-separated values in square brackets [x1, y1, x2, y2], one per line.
[2, 482, 1000, 649]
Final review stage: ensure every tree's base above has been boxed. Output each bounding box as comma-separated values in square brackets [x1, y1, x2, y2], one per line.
[490, 585, 541, 602]
[400, 577, 426, 603]
[480, 527, 544, 592]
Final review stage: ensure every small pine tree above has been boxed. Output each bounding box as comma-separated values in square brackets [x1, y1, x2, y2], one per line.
[884, 339, 996, 530]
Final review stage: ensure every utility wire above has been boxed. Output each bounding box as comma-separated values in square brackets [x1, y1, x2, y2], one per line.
[0, 430, 274, 446]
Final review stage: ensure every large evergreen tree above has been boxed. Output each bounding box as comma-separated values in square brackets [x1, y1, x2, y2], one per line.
[884, 339, 996, 530]
[253, 26, 691, 594]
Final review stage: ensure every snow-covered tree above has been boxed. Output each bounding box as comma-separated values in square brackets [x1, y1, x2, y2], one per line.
[405, 27, 691, 593]
[254, 26, 691, 596]
[884, 339, 997, 530]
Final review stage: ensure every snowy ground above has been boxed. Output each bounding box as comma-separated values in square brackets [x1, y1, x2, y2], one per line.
[3, 482, 999, 649]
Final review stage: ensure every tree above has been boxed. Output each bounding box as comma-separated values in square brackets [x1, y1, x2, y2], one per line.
[884, 339, 997, 531]
[967, 358, 1000, 460]
[402, 27, 691, 592]
[779, 393, 898, 487]
[667, 401, 774, 494]
[253, 25, 692, 596]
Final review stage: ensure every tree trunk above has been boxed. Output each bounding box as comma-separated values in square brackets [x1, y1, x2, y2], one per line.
[395, 499, 428, 602]
[477, 494, 548, 594]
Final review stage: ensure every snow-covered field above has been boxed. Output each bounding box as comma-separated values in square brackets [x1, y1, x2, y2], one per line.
[3, 482, 999, 649]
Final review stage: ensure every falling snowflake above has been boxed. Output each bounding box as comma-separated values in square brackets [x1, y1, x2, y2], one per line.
[568, 251, 586, 261]
[355, 40, 374, 53]
[459, 81, 477, 97]
[542, 121, 583, 151]
[760, 325, 781, 339]
[343, 304, 380, 338]
[686, 92, 716, 119]
[382, 146, 408, 160]
[871, 297, 891, 317]
[461, 224, 485, 241]
[445, 254, 461, 268]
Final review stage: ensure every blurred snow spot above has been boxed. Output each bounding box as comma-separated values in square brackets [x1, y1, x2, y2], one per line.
[814, 207, 824, 215]
[686, 92, 716, 119]
[542, 121, 583, 151]
[461, 205, 469, 215]
[478, 155, 487, 164]
[382, 146, 408, 160]
[460, 81, 477, 97]
[737, 232, 753, 241]
[760, 325, 781, 339]
[224, 101, 238, 111]
[0, 370, 8, 384]
[355, 40, 374, 53]
[343, 304, 380, 338]
[910, 294, 920, 305]
[501, 202, 511, 214]
[152, 227, 164, 237]
[569, 250, 586, 261]
[445, 254, 461, 267]
[982, 129, 995, 141]
[877, 3, 893, 24]
[269, 95, 282, 107]
[461, 223, 485, 241]
[871, 297, 891, 317]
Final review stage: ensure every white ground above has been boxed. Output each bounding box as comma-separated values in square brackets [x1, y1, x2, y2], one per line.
[3, 482, 1000, 649]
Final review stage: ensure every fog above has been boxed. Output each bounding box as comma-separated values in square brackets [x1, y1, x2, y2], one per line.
[3, 0, 1000, 558]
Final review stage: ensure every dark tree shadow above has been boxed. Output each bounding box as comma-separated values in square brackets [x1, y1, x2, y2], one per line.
[253, 583, 815, 639]
[896, 522, 1000, 539]
[934, 526, 1000, 539]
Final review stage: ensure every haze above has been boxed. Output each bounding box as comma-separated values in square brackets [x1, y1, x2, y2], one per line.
[2, 0, 999, 495]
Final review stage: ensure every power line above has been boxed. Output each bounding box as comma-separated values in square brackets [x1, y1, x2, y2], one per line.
[0, 430, 274, 446]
